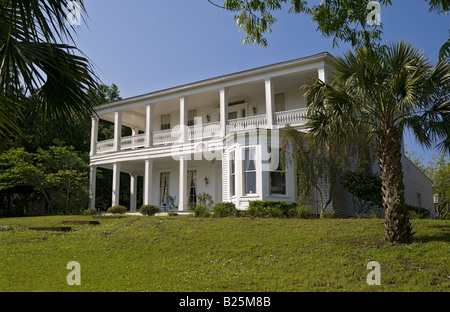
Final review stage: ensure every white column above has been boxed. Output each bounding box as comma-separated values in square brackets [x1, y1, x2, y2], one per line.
[180, 97, 188, 143]
[112, 162, 121, 206]
[145, 104, 153, 148]
[179, 155, 187, 211]
[265, 78, 275, 129]
[220, 88, 229, 137]
[130, 173, 138, 212]
[318, 63, 328, 83]
[143, 159, 153, 205]
[90, 116, 99, 157]
[88, 165, 97, 210]
[114, 111, 122, 152]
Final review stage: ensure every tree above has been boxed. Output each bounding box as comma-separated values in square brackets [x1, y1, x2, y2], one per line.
[36, 146, 89, 215]
[281, 126, 346, 217]
[209, 0, 449, 59]
[0, 0, 99, 136]
[304, 42, 449, 244]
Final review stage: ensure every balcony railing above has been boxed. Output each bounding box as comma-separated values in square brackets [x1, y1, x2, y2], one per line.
[275, 108, 308, 127]
[94, 108, 307, 154]
[228, 115, 267, 132]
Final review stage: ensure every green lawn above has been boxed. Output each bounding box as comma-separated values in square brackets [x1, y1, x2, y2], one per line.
[0, 215, 448, 292]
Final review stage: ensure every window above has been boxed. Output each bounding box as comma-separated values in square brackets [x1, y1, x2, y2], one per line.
[159, 172, 170, 207]
[244, 148, 257, 194]
[230, 151, 236, 197]
[417, 192, 422, 208]
[228, 111, 238, 120]
[275, 93, 286, 112]
[188, 170, 197, 207]
[269, 148, 286, 195]
[187, 110, 197, 127]
[161, 114, 171, 130]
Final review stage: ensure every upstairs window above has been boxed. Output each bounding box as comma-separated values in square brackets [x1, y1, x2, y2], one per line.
[161, 114, 171, 130]
[275, 93, 286, 112]
[187, 110, 197, 127]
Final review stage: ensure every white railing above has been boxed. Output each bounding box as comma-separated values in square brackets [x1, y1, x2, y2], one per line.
[190, 122, 221, 139]
[94, 109, 309, 154]
[275, 108, 308, 127]
[96, 139, 114, 154]
[228, 115, 267, 132]
[153, 128, 180, 145]
[121, 133, 147, 150]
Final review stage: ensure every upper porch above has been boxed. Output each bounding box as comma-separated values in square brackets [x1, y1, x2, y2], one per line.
[90, 53, 334, 158]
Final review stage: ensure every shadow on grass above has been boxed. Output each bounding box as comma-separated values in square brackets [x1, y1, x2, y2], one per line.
[412, 224, 450, 243]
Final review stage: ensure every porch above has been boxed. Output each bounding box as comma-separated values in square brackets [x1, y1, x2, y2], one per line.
[93, 108, 308, 154]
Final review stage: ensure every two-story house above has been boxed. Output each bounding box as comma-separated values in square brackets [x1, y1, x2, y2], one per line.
[88, 52, 434, 217]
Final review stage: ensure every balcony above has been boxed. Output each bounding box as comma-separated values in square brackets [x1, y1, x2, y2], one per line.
[94, 108, 308, 155]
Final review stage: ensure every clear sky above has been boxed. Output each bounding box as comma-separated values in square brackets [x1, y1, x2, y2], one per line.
[74, 0, 449, 164]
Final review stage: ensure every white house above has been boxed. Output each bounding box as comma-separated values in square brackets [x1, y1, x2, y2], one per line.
[88, 53, 434, 217]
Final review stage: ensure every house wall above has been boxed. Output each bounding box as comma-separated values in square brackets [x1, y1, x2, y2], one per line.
[402, 155, 435, 218]
[150, 159, 222, 209]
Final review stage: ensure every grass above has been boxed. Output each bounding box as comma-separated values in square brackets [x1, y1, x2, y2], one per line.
[0, 215, 449, 292]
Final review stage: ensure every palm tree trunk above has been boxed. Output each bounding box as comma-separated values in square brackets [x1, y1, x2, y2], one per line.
[377, 124, 413, 244]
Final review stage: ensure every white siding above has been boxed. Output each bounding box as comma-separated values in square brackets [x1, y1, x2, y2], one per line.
[402, 155, 435, 218]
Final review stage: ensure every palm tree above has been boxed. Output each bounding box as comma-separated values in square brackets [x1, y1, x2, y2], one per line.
[0, 0, 99, 135]
[304, 42, 450, 244]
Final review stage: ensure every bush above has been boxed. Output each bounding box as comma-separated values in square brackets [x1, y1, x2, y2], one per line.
[139, 205, 160, 216]
[247, 200, 297, 218]
[296, 204, 311, 219]
[190, 204, 211, 218]
[407, 204, 430, 219]
[323, 210, 336, 219]
[213, 202, 238, 218]
[107, 205, 127, 214]
[82, 209, 98, 216]
[197, 193, 214, 210]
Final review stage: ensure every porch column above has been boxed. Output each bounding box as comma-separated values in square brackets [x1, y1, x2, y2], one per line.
[220, 88, 229, 136]
[179, 155, 187, 211]
[265, 78, 275, 129]
[130, 173, 138, 212]
[143, 159, 153, 205]
[90, 116, 99, 157]
[112, 162, 121, 206]
[180, 97, 188, 143]
[88, 165, 97, 210]
[318, 63, 328, 83]
[145, 104, 153, 148]
[113, 111, 122, 152]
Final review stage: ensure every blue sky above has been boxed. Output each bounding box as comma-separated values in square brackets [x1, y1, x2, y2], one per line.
[74, 0, 449, 164]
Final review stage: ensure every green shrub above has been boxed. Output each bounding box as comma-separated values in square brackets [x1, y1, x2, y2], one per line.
[296, 204, 311, 219]
[107, 205, 127, 214]
[370, 209, 382, 219]
[247, 200, 297, 218]
[213, 202, 238, 218]
[323, 210, 336, 219]
[82, 209, 98, 216]
[407, 204, 430, 219]
[139, 205, 160, 216]
[190, 204, 211, 218]
[197, 193, 214, 210]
